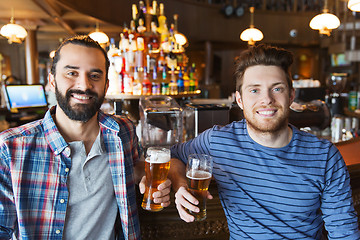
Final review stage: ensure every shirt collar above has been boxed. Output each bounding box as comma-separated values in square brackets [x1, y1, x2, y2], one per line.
[43, 106, 69, 155]
[43, 106, 120, 155]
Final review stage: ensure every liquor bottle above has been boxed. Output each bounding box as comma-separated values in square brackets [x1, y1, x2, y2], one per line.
[107, 38, 118, 62]
[133, 67, 142, 95]
[137, 1, 146, 28]
[183, 67, 190, 93]
[151, 66, 160, 95]
[142, 67, 152, 95]
[146, 44, 157, 73]
[157, 3, 168, 37]
[108, 62, 120, 95]
[151, 0, 159, 27]
[127, 33, 137, 72]
[137, 18, 146, 34]
[119, 57, 127, 93]
[157, 49, 166, 72]
[119, 33, 129, 53]
[161, 67, 169, 95]
[169, 66, 178, 95]
[189, 66, 196, 93]
[177, 67, 184, 94]
[135, 33, 145, 71]
[123, 70, 133, 94]
[189, 63, 198, 91]
[149, 22, 160, 53]
[132, 4, 138, 26]
[166, 41, 177, 70]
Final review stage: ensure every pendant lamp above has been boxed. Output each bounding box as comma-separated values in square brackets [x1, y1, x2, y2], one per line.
[240, 7, 263, 45]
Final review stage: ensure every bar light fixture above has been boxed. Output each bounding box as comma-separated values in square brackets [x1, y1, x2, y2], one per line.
[348, 0, 360, 11]
[240, 7, 263, 45]
[309, 0, 340, 36]
[0, 8, 27, 44]
[88, 22, 109, 45]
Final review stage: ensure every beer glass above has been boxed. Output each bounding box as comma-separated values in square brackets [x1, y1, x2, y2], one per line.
[186, 153, 213, 221]
[141, 147, 171, 212]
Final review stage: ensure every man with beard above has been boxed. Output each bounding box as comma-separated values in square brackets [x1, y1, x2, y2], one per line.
[0, 36, 171, 240]
[168, 44, 360, 239]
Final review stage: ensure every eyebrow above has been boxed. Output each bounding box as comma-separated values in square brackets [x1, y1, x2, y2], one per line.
[245, 82, 286, 88]
[64, 65, 104, 74]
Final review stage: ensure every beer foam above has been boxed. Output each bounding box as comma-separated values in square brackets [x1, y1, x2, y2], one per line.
[146, 147, 170, 163]
[186, 170, 211, 180]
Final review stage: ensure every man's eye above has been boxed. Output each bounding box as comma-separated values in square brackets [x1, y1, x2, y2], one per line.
[89, 73, 102, 80]
[250, 89, 258, 93]
[66, 71, 78, 77]
[273, 87, 283, 92]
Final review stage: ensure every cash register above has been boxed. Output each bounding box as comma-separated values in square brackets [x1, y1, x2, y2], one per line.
[2, 84, 48, 125]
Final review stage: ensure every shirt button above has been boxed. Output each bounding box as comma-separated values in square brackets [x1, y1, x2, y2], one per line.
[65, 168, 70, 173]
[60, 199, 65, 203]
[56, 230, 61, 234]
[64, 147, 71, 157]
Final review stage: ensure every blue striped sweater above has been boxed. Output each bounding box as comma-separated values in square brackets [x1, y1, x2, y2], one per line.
[171, 119, 360, 239]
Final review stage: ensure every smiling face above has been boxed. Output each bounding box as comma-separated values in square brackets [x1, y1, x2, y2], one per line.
[49, 43, 109, 122]
[236, 65, 295, 134]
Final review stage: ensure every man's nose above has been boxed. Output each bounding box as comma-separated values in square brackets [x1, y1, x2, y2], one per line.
[260, 91, 274, 105]
[76, 73, 92, 89]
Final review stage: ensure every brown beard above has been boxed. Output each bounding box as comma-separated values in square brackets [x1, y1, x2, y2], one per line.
[244, 105, 290, 134]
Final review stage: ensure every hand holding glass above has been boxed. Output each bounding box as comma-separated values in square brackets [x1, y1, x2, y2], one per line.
[186, 153, 213, 221]
[141, 147, 171, 212]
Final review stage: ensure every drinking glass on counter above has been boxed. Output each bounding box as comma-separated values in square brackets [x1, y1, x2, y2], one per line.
[141, 147, 171, 212]
[186, 153, 213, 221]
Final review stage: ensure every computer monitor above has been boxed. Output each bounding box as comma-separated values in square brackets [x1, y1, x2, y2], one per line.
[3, 84, 48, 113]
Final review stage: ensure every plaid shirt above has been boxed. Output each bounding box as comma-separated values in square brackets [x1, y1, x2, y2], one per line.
[0, 107, 141, 240]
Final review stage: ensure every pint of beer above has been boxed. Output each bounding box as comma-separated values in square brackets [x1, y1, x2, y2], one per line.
[186, 154, 213, 221]
[141, 147, 171, 212]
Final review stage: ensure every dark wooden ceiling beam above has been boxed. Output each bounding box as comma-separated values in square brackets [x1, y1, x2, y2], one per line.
[31, 0, 76, 35]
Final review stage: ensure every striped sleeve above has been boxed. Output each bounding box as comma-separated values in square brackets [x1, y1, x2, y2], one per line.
[322, 144, 360, 240]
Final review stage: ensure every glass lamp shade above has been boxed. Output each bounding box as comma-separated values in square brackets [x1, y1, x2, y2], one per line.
[240, 27, 264, 45]
[0, 23, 27, 43]
[309, 12, 340, 35]
[348, 0, 360, 11]
[88, 30, 109, 44]
[174, 33, 187, 46]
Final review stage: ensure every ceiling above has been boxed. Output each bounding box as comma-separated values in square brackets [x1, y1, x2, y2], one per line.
[0, 0, 350, 53]
[0, 0, 126, 52]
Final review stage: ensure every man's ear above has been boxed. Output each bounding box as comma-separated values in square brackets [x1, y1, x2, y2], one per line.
[235, 91, 243, 110]
[48, 74, 56, 93]
[105, 79, 109, 94]
[289, 88, 295, 104]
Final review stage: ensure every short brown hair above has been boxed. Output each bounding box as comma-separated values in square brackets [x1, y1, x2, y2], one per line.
[234, 44, 293, 93]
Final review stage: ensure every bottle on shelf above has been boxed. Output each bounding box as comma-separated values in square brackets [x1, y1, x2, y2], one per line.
[149, 21, 160, 53]
[183, 67, 190, 93]
[142, 67, 152, 95]
[151, 0, 159, 27]
[189, 63, 198, 92]
[161, 67, 169, 95]
[157, 49, 166, 72]
[177, 67, 184, 94]
[135, 30, 145, 71]
[166, 41, 177, 71]
[137, 1, 146, 28]
[127, 33, 137, 72]
[133, 67, 142, 95]
[151, 66, 161, 95]
[132, 4, 138, 26]
[169, 66, 178, 95]
[137, 18, 146, 34]
[157, 3, 169, 44]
